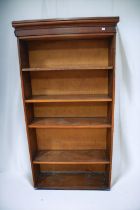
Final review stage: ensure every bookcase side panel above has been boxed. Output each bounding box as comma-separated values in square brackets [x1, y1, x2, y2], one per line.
[17, 40, 39, 185]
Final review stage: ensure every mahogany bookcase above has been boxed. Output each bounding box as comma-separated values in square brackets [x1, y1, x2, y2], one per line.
[12, 17, 119, 190]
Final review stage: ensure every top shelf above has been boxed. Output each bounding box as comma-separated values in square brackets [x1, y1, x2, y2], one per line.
[22, 65, 113, 72]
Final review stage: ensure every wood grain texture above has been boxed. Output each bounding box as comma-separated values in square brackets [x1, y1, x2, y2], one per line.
[28, 117, 111, 128]
[28, 39, 109, 68]
[36, 128, 107, 150]
[33, 150, 109, 164]
[34, 102, 108, 118]
[30, 72, 108, 96]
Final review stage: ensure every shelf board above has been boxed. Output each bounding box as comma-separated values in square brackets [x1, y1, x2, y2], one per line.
[33, 150, 110, 165]
[22, 65, 113, 72]
[25, 94, 112, 103]
[36, 172, 108, 190]
[28, 117, 111, 128]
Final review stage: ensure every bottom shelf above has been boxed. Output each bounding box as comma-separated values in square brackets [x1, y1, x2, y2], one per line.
[35, 172, 109, 190]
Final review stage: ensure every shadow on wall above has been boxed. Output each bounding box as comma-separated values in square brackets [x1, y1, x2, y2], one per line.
[9, 30, 33, 185]
[113, 30, 132, 187]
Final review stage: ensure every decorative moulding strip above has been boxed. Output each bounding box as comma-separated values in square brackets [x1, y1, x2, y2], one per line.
[12, 17, 119, 38]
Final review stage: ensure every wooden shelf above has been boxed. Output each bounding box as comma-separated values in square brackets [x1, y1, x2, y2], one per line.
[25, 94, 112, 103]
[36, 172, 108, 190]
[33, 150, 109, 165]
[28, 117, 111, 128]
[22, 65, 113, 72]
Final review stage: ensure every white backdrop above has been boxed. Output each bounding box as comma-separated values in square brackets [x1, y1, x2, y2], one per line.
[0, 0, 140, 209]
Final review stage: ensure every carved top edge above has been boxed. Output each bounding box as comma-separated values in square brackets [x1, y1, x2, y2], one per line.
[12, 16, 119, 28]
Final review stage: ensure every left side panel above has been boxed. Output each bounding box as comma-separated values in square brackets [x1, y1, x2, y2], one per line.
[17, 39, 39, 187]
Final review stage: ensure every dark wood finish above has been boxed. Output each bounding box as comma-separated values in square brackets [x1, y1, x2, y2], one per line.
[33, 150, 109, 165]
[36, 172, 108, 190]
[12, 17, 119, 38]
[12, 17, 119, 190]
[17, 33, 115, 41]
[40, 164, 106, 173]
[12, 16, 119, 27]
[17, 40, 40, 185]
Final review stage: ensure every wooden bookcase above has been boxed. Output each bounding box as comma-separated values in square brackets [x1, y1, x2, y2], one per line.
[12, 17, 119, 190]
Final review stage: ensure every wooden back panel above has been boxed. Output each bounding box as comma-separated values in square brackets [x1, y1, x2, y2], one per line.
[34, 102, 108, 118]
[29, 39, 109, 67]
[30, 70, 108, 95]
[40, 164, 106, 172]
[36, 128, 107, 150]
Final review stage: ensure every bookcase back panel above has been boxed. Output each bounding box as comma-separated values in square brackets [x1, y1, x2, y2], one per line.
[34, 102, 108, 118]
[40, 164, 106, 172]
[28, 39, 109, 68]
[30, 70, 108, 95]
[36, 128, 107, 150]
